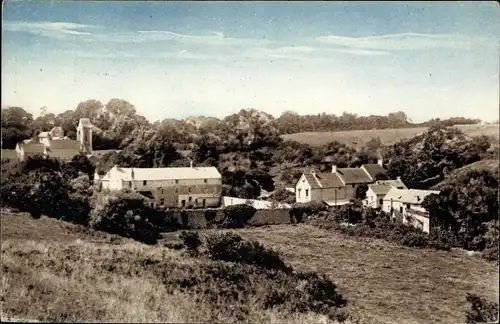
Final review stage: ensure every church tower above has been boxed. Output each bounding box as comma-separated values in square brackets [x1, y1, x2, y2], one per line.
[77, 118, 93, 155]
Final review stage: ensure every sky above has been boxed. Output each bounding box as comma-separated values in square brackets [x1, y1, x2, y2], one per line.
[2, 1, 499, 123]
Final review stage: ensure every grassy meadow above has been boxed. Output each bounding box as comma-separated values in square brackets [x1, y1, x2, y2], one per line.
[281, 124, 500, 147]
[2, 210, 498, 323]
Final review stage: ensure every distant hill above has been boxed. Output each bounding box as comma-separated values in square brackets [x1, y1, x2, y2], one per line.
[281, 124, 499, 148]
[432, 159, 499, 190]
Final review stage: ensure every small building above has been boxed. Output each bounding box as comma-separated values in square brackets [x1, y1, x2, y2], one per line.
[100, 164, 223, 208]
[382, 188, 440, 233]
[295, 158, 405, 205]
[295, 170, 347, 205]
[364, 177, 408, 208]
[12, 118, 94, 162]
[15, 143, 47, 161]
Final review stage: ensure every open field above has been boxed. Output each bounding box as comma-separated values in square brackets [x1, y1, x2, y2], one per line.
[282, 124, 500, 147]
[2, 211, 499, 323]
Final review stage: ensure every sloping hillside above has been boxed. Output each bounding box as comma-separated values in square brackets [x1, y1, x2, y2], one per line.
[2, 210, 498, 323]
[432, 159, 499, 189]
[282, 124, 499, 147]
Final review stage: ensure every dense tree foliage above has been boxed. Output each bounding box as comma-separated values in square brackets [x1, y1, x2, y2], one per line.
[422, 169, 499, 254]
[386, 126, 492, 189]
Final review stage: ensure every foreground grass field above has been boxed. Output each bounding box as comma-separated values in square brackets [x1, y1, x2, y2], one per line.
[2, 211, 498, 323]
[282, 124, 500, 147]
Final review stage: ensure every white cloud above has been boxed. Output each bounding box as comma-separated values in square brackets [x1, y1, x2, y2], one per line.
[316, 32, 497, 51]
[3, 21, 96, 39]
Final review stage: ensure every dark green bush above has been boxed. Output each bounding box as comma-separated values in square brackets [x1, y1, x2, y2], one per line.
[205, 232, 292, 273]
[290, 201, 327, 223]
[179, 231, 202, 254]
[89, 191, 160, 244]
[465, 293, 499, 324]
[220, 204, 257, 228]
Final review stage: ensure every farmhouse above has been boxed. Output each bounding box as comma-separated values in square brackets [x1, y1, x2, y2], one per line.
[295, 159, 392, 205]
[13, 118, 94, 161]
[99, 163, 223, 208]
[382, 188, 440, 233]
[364, 177, 407, 208]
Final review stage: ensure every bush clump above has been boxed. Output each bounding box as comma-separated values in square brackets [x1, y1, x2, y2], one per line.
[220, 204, 257, 228]
[465, 293, 499, 324]
[205, 232, 292, 273]
[179, 230, 202, 255]
[89, 191, 160, 244]
[290, 201, 327, 223]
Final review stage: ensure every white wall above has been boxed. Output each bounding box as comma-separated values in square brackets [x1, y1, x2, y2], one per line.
[382, 199, 430, 233]
[295, 174, 312, 203]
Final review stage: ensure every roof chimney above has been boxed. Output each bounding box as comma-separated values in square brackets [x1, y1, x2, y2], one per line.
[332, 164, 337, 173]
[190, 160, 193, 168]
[397, 176, 401, 181]
[377, 158, 383, 167]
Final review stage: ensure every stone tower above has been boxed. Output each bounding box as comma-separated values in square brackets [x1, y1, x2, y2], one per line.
[77, 118, 93, 155]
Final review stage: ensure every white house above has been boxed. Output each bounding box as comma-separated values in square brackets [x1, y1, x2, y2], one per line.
[295, 159, 391, 205]
[364, 177, 407, 208]
[382, 187, 440, 233]
[100, 164, 222, 208]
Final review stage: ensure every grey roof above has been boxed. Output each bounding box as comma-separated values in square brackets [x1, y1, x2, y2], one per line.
[368, 184, 393, 196]
[375, 179, 407, 189]
[313, 172, 344, 188]
[303, 172, 322, 189]
[48, 139, 81, 150]
[102, 165, 222, 181]
[1, 149, 18, 160]
[361, 164, 389, 181]
[383, 188, 440, 205]
[336, 168, 373, 184]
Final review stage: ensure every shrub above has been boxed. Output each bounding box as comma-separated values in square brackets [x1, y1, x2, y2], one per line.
[465, 293, 499, 324]
[220, 204, 257, 228]
[89, 191, 160, 244]
[290, 201, 327, 223]
[179, 231, 202, 254]
[204, 209, 218, 227]
[205, 232, 291, 273]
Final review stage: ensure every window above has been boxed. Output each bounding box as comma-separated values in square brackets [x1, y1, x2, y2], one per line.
[202, 199, 206, 207]
[204, 179, 207, 183]
[128, 181, 132, 188]
[352, 184, 355, 188]
[407, 204, 411, 210]
[399, 206, 403, 213]
[189, 196, 192, 202]
[188, 187, 191, 193]
[161, 188, 164, 194]
[379, 199, 383, 206]
[181, 200, 186, 207]
[143, 180, 147, 186]
[305, 189, 309, 197]
[298, 188, 301, 197]
[160, 199, 164, 206]
[175, 180, 179, 184]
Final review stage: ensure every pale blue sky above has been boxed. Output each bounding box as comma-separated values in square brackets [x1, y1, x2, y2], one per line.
[2, 1, 499, 122]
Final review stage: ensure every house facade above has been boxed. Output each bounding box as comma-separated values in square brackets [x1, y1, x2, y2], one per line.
[364, 178, 407, 208]
[295, 159, 391, 205]
[382, 188, 440, 233]
[100, 164, 223, 208]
